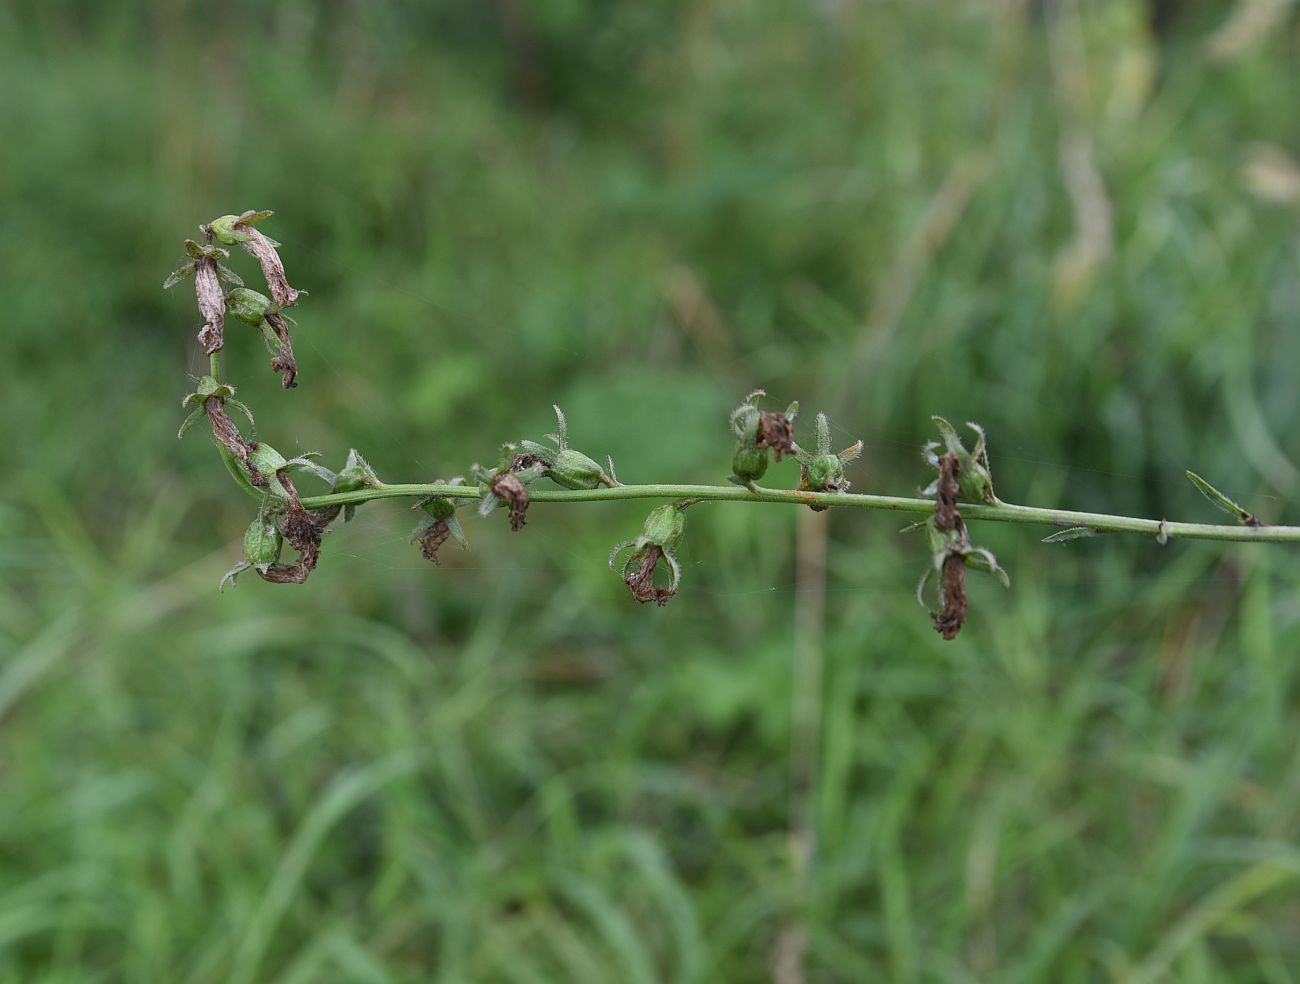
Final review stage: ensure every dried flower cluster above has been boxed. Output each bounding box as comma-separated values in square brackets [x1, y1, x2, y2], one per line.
[170, 211, 1287, 638]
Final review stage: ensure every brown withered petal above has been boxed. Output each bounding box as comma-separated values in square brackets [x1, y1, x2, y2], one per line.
[491, 472, 530, 531]
[238, 225, 301, 308]
[194, 257, 226, 355]
[756, 412, 795, 462]
[264, 311, 298, 388]
[205, 396, 264, 486]
[257, 562, 312, 584]
[511, 452, 542, 472]
[930, 553, 968, 640]
[624, 545, 676, 606]
[416, 521, 452, 565]
[934, 452, 962, 534]
[257, 472, 341, 584]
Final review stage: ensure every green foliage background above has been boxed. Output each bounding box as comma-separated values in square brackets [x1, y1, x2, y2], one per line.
[3, 1, 1300, 980]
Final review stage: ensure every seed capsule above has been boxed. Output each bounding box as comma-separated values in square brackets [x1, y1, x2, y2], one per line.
[208, 214, 252, 246]
[243, 518, 283, 569]
[802, 453, 845, 493]
[419, 496, 457, 521]
[225, 287, 276, 327]
[728, 390, 798, 485]
[548, 448, 608, 490]
[248, 442, 289, 477]
[642, 503, 686, 551]
[731, 445, 769, 483]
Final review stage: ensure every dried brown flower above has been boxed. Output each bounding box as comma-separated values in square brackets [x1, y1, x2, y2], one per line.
[491, 472, 530, 531]
[415, 521, 452, 564]
[206, 397, 264, 486]
[933, 452, 962, 534]
[624, 545, 676, 606]
[930, 553, 968, 640]
[255, 472, 340, 584]
[756, 411, 795, 461]
[194, 257, 226, 355]
[511, 452, 543, 473]
[237, 223, 302, 309]
[264, 311, 298, 389]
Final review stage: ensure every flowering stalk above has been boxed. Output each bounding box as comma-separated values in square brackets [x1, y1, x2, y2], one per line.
[170, 212, 1300, 637]
[294, 483, 1300, 544]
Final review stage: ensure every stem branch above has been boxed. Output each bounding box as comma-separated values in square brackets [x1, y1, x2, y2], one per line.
[296, 482, 1300, 544]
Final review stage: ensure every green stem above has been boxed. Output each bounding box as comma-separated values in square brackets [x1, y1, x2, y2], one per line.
[295, 482, 1300, 544]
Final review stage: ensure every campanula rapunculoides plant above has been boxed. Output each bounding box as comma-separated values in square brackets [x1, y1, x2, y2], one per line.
[169, 211, 1300, 639]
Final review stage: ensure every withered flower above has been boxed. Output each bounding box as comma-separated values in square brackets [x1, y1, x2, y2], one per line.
[492, 472, 531, 531]
[219, 465, 341, 590]
[164, 240, 243, 355]
[922, 416, 998, 505]
[931, 553, 969, 640]
[915, 451, 1009, 640]
[473, 445, 545, 532]
[929, 452, 967, 639]
[414, 521, 451, 563]
[729, 389, 799, 485]
[757, 412, 796, 460]
[225, 287, 299, 389]
[254, 470, 340, 585]
[264, 311, 298, 388]
[932, 451, 962, 535]
[609, 503, 688, 606]
[410, 480, 470, 565]
[178, 375, 264, 485]
[208, 210, 304, 309]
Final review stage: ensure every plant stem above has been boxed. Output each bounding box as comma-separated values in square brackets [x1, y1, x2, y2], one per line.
[295, 482, 1300, 544]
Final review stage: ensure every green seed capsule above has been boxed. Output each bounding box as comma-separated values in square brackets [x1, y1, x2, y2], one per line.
[248, 442, 288, 477]
[333, 466, 369, 494]
[243, 518, 283, 568]
[225, 287, 275, 327]
[643, 503, 686, 550]
[419, 496, 457, 521]
[731, 445, 769, 483]
[804, 454, 845, 492]
[208, 214, 252, 246]
[548, 448, 607, 490]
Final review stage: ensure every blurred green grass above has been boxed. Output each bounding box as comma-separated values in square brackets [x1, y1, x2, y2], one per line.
[3, 1, 1300, 980]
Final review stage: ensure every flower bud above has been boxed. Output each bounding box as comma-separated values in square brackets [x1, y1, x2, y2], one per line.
[243, 517, 283, 569]
[225, 287, 275, 327]
[609, 503, 689, 606]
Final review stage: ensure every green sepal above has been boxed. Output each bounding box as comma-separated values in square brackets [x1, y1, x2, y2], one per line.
[1042, 527, 1100, 543]
[1186, 471, 1259, 526]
